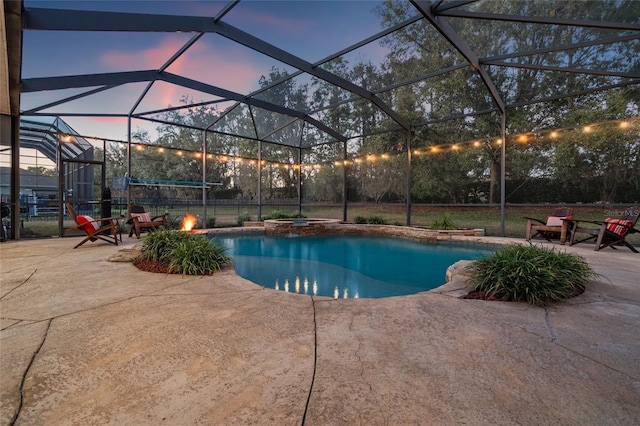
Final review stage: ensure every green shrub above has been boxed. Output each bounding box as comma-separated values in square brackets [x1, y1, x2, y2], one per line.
[263, 210, 289, 220]
[354, 215, 388, 224]
[237, 211, 252, 225]
[167, 218, 181, 230]
[354, 216, 367, 224]
[431, 213, 457, 230]
[138, 229, 230, 275]
[263, 210, 307, 220]
[138, 229, 187, 263]
[206, 217, 216, 228]
[366, 215, 387, 224]
[467, 244, 599, 306]
[168, 236, 230, 275]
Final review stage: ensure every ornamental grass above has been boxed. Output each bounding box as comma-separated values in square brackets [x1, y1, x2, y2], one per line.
[467, 244, 599, 306]
[137, 229, 230, 275]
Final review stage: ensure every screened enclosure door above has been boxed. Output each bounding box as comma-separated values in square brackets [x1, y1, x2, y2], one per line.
[59, 158, 106, 237]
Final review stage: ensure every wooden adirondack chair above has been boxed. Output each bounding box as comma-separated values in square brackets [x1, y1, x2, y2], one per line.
[65, 202, 122, 249]
[126, 205, 169, 238]
[569, 207, 639, 253]
[524, 207, 573, 245]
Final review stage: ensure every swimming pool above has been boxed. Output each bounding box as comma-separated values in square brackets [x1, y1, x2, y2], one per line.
[214, 233, 494, 299]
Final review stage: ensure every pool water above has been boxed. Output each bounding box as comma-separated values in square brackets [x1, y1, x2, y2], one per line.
[214, 234, 494, 299]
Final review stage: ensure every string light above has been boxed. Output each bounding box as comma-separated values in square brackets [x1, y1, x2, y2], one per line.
[334, 117, 638, 166]
[122, 116, 637, 171]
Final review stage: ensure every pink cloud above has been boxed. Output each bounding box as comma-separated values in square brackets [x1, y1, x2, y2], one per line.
[165, 39, 266, 93]
[99, 35, 268, 106]
[85, 116, 125, 125]
[100, 37, 198, 72]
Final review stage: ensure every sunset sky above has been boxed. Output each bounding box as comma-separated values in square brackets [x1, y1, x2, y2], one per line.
[21, 0, 390, 142]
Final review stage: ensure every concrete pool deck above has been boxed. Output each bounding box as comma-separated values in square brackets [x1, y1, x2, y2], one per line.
[1, 234, 639, 425]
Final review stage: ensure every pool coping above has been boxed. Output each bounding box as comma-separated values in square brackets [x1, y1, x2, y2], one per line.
[205, 222, 486, 239]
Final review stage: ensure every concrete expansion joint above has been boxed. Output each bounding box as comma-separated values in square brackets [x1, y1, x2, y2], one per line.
[9, 318, 52, 426]
[347, 313, 379, 414]
[543, 307, 557, 343]
[349, 315, 366, 376]
[1, 318, 45, 331]
[553, 340, 640, 382]
[545, 309, 639, 381]
[0, 269, 37, 302]
[301, 296, 318, 425]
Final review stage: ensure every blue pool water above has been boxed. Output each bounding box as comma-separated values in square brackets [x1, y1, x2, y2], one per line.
[214, 234, 494, 299]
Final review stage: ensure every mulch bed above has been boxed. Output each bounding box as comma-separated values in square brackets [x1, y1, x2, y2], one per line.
[133, 258, 222, 275]
[133, 259, 173, 274]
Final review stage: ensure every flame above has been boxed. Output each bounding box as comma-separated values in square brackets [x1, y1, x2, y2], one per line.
[180, 213, 197, 231]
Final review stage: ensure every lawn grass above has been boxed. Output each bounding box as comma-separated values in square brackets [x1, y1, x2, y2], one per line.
[16, 204, 640, 246]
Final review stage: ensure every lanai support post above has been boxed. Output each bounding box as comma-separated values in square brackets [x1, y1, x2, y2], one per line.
[202, 130, 207, 228]
[406, 129, 412, 226]
[10, 116, 20, 240]
[126, 79, 156, 210]
[500, 112, 507, 237]
[342, 140, 348, 222]
[126, 115, 132, 207]
[57, 132, 63, 238]
[258, 140, 262, 220]
[297, 147, 302, 216]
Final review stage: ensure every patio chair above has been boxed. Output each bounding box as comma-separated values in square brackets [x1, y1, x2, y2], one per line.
[569, 207, 639, 253]
[65, 202, 122, 249]
[127, 204, 168, 238]
[524, 207, 573, 245]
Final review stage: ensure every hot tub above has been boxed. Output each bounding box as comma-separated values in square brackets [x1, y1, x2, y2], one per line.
[263, 218, 342, 236]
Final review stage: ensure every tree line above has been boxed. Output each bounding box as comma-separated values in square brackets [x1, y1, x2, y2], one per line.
[101, 0, 639, 205]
